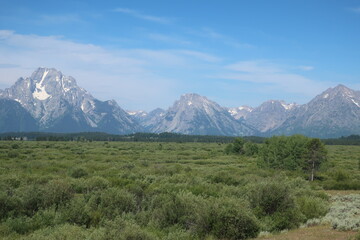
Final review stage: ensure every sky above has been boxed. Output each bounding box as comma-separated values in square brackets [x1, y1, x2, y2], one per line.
[0, 0, 360, 111]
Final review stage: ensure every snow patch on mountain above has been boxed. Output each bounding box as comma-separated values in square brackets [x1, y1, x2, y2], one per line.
[281, 102, 297, 110]
[351, 98, 360, 108]
[239, 106, 253, 112]
[0, 67, 142, 134]
[33, 70, 51, 100]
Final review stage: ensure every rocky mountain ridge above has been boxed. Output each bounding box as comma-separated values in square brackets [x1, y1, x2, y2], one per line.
[270, 84, 360, 138]
[0, 67, 141, 134]
[149, 93, 257, 136]
[0, 68, 359, 138]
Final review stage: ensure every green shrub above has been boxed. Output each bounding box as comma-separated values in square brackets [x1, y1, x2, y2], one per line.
[31, 208, 59, 229]
[88, 188, 137, 220]
[164, 228, 198, 240]
[323, 180, 360, 190]
[85, 176, 110, 192]
[0, 192, 22, 220]
[210, 198, 260, 239]
[68, 167, 89, 178]
[151, 191, 209, 235]
[297, 196, 329, 220]
[18, 185, 45, 216]
[4, 216, 34, 234]
[24, 224, 90, 240]
[61, 196, 91, 226]
[42, 179, 74, 208]
[333, 169, 349, 182]
[224, 138, 246, 155]
[100, 217, 156, 240]
[7, 150, 20, 158]
[244, 142, 259, 156]
[11, 143, 20, 149]
[224, 143, 234, 155]
[248, 179, 305, 231]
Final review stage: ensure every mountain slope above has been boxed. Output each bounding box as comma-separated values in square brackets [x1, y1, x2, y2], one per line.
[0, 67, 141, 134]
[244, 100, 298, 132]
[271, 85, 360, 138]
[152, 93, 257, 136]
[0, 99, 38, 132]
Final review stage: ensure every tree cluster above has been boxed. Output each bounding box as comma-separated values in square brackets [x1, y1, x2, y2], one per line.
[259, 135, 327, 181]
[224, 138, 259, 156]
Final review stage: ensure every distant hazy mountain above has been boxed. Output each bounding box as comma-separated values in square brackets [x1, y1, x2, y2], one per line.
[244, 100, 298, 132]
[151, 93, 257, 136]
[271, 85, 360, 138]
[0, 67, 142, 134]
[127, 108, 166, 132]
[0, 99, 38, 132]
[127, 110, 148, 121]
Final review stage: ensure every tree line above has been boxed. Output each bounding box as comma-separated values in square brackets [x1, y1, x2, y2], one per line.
[225, 135, 327, 181]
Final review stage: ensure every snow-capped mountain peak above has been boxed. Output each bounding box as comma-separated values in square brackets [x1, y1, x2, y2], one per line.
[272, 84, 360, 138]
[151, 93, 256, 136]
[0, 67, 141, 134]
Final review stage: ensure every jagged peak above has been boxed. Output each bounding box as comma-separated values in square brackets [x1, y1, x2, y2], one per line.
[256, 99, 297, 111]
[180, 93, 205, 100]
[30, 67, 77, 85]
[327, 84, 352, 93]
[320, 84, 355, 99]
[31, 67, 61, 78]
[334, 84, 350, 89]
[260, 99, 284, 107]
[177, 93, 213, 107]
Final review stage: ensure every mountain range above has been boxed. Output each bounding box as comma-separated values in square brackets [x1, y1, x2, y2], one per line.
[0, 67, 359, 138]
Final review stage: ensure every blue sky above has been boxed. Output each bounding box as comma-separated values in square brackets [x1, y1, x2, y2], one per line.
[0, 0, 359, 111]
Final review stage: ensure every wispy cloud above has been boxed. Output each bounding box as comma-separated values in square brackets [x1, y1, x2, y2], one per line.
[220, 60, 327, 97]
[177, 50, 222, 63]
[296, 65, 314, 71]
[148, 33, 192, 46]
[0, 30, 221, 110]
[113, 8, 171, 24]
[226, 61, 282, 74]
[199, 28, 254, 49]
[37, 14, 84, 24]
[349, 7, 360, 13]
[0, 63, 20, 68]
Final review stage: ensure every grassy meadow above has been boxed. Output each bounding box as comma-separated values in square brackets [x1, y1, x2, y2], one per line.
[0, 140, 359, 239]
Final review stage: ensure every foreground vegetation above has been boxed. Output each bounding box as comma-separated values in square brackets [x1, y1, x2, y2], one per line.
[0, 138, 359, 239]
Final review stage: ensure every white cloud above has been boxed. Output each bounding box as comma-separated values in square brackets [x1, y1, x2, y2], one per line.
[226, 60, 282, 74]
[113, 8, 171, 24]
[0, 31, 333, 111]
[221, 60, 327, 97]
[0, 30, 220, 110]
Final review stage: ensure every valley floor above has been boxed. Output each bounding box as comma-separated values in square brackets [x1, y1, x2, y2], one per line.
[255, 190, 360, 240]
[255, 224, 357, 240]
